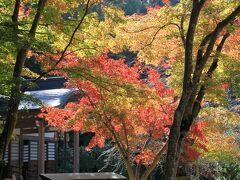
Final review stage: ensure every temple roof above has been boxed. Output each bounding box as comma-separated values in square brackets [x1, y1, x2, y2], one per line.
[0, 77, 80, 111]
[19, 88, 76, 110]
[0, 77, 82, 128]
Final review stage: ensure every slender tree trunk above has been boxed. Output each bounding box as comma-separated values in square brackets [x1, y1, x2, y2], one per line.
[0, 46, 29, 159]
[196, 158, 200, 180]
[163, 1, 206, 177]
[135, 162, 141, 180]
[141, 142, 168, 180]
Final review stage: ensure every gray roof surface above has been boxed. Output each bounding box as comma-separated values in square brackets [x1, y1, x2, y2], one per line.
[19, 88, 76, 110]
[40, 173, 127, 180]
[0, 77, 77, 111]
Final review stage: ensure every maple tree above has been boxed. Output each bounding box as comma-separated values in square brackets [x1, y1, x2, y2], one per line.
[39, 52, 174, 179]
[39, 52, 208, 179]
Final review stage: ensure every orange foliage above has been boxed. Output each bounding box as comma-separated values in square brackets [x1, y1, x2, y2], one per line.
[19, 3, 31, 19]
[181, 121, 208, 162]
[38, 52, 207, 166]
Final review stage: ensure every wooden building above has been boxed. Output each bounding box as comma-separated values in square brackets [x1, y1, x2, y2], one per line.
[0, 77, 82, 180]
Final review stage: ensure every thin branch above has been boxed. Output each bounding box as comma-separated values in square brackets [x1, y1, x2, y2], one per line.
[87, 94, 128, 159]
[183, 0, 206, 91]
[192, 5, 240, 87]
[99, 112, 135, 179]
[12, 0, 21, 24]
[29, 0, 47, 36]
[180, 14, 186, 47]
[142, 141, 168, 180]
[138, 23, 186, 48]
[192, 33, 230, 118]
[135, 135, 152, 180]
[195, 33, 213, 66]
[88, 94, 127, 158]
[125, 25, 162, 33]
[30, 0, 91, 83]
[73, 71, 128, 97]
[104, 114, 128, 157]
[122, 120, 129, 154]
[144, 24, 169, 47]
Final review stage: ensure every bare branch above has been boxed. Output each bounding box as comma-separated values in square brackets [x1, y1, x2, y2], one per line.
[180, 14, 186, 47]
[125, 25, 162, 33]
[142, 23, 185, 48]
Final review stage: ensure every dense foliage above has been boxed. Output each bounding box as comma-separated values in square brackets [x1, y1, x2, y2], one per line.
[0, 0, 239, 179]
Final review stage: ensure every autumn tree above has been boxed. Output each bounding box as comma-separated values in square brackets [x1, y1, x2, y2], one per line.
[39, 51, 209, 179]
[39, 52, 173, 180]
[164, 1, 240, 178]
[1, 0, 239, 179]
[109, 0, 240, 178]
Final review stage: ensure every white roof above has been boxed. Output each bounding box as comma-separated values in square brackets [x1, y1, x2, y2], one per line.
[19, 88, 76, 110]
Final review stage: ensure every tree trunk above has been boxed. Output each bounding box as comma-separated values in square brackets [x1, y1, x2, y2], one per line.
[0, 46, 29, 179]
[162, 106, 185, 179]
[0, 46, 29, 158]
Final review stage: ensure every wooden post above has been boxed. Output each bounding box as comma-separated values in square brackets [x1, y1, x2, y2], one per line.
[54, 132, 58, 172]
[38, 121, 45, 180]
[7, 140, 12, 177]
[19, 129, 23, 176]
[63, 132, 66, 172]
[73, 131, 79, 173]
